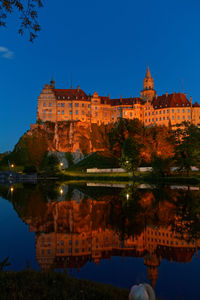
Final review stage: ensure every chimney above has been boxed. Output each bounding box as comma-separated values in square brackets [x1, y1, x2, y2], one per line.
[166, 92, 168, 97]
[77, 85, 80, 92]
[190, 96, 192, 107]
[184, 93, 187, 98]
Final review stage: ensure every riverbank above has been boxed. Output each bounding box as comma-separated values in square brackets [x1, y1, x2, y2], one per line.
[57, 170, 200, 185]
[0, 270, 128, 300]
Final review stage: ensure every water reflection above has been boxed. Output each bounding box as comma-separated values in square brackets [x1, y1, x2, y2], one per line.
[0, 182, 200, 291]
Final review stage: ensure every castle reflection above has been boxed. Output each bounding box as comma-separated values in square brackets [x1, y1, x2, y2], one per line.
[3, 182, 200, 288]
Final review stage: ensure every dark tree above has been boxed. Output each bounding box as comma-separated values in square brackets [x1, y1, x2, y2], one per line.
[0, 0, 44, 41]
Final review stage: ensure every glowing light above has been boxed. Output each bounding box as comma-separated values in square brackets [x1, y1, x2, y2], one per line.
[60, 162, 63, 167]
[126, 193, 129, 200]
[10, 187, 14, 192]
[60, 189, 63, 195]
[11, 164, 14, 168]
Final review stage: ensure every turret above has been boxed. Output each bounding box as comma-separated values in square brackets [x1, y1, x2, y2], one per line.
[140, 66, 156, 101]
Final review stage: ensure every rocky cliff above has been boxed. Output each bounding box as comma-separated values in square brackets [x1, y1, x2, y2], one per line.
[29, 121, 112, 155]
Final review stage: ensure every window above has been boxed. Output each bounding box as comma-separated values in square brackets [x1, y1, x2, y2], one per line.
[49, 109, 52, 113]
[178, 116, 180, 119]
[145, 113, 147, 116]
[88, 104, 91, 108]
[163, 110, 165, 114]
[183, 109, 185, 112]
[69, 111, 72, 115]
[188, 116, 191, 119]
[156, 118, 158, 121]
[75, 103, 79, 107]
[61, 103, 64, 107]
[82, 111, 84, 115]
[58, 103, 60, 107]
[152, 111, 154, 115]
[172, 109, 174, 113]
[58, 110, 60, 114]
[188, 109, 190, 113]
[163, 117, 165, 120]
[156, 111, 158, 115]
[130, 112, 132, 117]
[49, 103, 51, 107]
[95, 106, 97, 110]
[69, 103, 72, 107]
[62, 110, 64, 114]
[43, 103, 46, 107]
[82, 103, 84, 107]
[76, 110, 78, 115]
[159, 110, 161, 114]
[183, 116, 185, 120]
[152, 118, 154, 122]
[177, 109, 180, 113]
[149, 112, 151, 116]
[159, 117, 161, 121]
[172, 116, 175, 120]
[167, 109, 169, 113]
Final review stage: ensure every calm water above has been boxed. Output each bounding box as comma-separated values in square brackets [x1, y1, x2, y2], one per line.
[0, 182, 200, 300]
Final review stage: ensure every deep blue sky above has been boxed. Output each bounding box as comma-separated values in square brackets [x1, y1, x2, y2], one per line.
[1, 0, 200, 151]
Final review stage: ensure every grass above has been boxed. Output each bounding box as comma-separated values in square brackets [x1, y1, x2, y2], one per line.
[0, 270, 129, 300]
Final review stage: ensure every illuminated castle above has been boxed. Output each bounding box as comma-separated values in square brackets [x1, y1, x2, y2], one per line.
[37, 67, 200, 127]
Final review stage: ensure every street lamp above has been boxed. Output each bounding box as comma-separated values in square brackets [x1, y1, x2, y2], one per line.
[126, 193, 129, 200]
[60, 189, 63, 195]
[11, 164, 14, 168]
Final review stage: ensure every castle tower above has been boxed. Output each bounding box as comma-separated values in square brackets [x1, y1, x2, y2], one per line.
[140, 66, 156, 101]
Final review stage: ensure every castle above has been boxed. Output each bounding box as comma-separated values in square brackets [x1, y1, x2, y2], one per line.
[37, 67, 200, 127]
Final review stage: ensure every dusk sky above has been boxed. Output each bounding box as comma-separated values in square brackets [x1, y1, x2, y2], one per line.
[1, 0, 200, 151]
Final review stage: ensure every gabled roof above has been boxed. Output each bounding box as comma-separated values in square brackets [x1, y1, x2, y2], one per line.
[54, 89, 89, 100]
[152, 93, 191, 108]
[193, 101, 200, 107]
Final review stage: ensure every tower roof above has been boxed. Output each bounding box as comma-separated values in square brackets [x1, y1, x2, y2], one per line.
[145, 66, 152, 79]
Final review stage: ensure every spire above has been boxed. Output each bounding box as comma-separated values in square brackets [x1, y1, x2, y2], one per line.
[50, 77, 55, 88]
[145, 66, 152, 79]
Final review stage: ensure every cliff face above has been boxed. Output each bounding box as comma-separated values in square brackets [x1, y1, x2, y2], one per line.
[29, 121, 112, 154]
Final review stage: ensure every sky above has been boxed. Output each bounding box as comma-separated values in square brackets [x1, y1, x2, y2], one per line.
[1, 0, 200, 151]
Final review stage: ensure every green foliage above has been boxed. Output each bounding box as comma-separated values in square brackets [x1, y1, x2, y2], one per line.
[174, 123, 200, 176]
[151, 155, 173, 177]
[119, 137, 142, 175]
[40, 153, 60, 176]
[36, 118, 43, 125]
[0, 257, 10, 271]
[0, 0, 44, 42]
[65, 152, 74, 167]
[23, 165, 37, 174]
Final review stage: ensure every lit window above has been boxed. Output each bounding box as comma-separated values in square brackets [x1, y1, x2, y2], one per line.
[63, 97, 65, 99]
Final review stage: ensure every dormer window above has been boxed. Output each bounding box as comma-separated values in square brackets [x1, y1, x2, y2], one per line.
[58, 96, 60, 99]
[63, 97, 65, 99]
[68, 96, 70, 99]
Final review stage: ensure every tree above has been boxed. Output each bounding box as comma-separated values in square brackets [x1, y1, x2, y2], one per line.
[119, 137, 142, 176]
[174, 123, 200, 176]
[0, 0, 44, 41]
[151, 154, 173, 177]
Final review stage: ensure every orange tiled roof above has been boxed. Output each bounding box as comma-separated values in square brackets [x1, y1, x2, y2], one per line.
[193, 101, 200, 107]
[101, 97, 142, 106]
[152, 93, 190, 109]
[54, 89, 89, 100]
